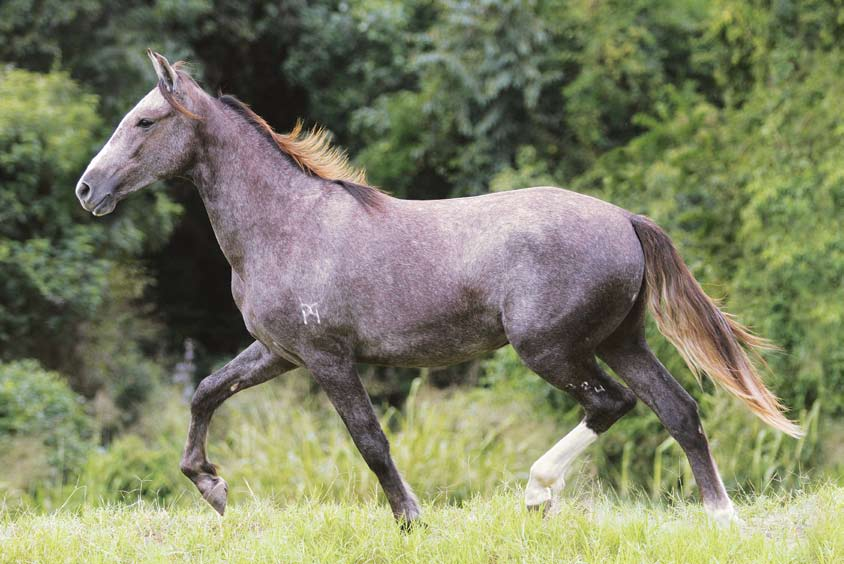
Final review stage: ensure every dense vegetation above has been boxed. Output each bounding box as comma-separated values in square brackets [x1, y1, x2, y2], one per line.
[1, 0, 842, 522]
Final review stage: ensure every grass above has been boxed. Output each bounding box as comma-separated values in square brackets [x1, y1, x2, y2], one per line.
[18, 375, 566, 511]
[3, 374, 838, 562]
[2, 486, 843, 563]
[15, 372, 823, 513]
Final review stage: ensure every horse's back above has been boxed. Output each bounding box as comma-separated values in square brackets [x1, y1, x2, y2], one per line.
[387, 186, 643, 294]
[389, 185, 636, 248]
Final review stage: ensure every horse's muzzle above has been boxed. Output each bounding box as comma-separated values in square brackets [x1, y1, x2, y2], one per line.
[76, 179, 117, 216]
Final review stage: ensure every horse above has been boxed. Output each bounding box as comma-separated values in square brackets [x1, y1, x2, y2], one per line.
[76, 50, 801, 527]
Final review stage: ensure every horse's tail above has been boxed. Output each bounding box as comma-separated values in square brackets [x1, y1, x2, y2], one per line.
[629, 214, 802, 438]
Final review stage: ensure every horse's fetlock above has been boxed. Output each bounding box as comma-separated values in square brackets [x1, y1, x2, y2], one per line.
[528, 461, 554, 488]
[180, 460, 197, 478]
[180, 457, 215, 479]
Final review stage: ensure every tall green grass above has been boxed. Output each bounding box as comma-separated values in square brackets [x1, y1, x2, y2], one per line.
[9, 367, 827, 514]
[23, 373, 559, 510]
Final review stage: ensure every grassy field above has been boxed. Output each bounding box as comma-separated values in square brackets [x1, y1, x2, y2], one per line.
[4, 377, 839, 563]
[2, 486, 842, 563]
[2, 377, 837, 563]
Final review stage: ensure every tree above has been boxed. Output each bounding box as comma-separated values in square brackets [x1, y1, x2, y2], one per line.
[0, 68, 179, 423]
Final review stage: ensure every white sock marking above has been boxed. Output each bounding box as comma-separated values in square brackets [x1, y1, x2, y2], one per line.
[703, 451, 738, 525]
[525, 420, 597, 507]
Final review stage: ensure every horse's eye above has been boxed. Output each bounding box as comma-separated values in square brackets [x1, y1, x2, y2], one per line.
[137, 118, 155, 129]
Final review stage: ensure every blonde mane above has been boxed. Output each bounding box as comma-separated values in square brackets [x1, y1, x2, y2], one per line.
[218, 95, 369, 186]
[159, 66, 383, 207]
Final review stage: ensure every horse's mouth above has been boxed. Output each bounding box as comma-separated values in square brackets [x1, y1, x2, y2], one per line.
[91, 194, 116, 216]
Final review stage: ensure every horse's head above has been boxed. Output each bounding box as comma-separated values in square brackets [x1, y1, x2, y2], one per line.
[76, 50, 203, 216]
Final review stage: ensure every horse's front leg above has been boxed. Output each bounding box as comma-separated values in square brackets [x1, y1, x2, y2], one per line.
[180, 340, 296, 514]
[306, 355, 421, 526]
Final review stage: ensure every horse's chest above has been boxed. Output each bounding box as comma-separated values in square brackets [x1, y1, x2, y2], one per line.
[239, 291, 291, 338]
[233, 275, 276, 335]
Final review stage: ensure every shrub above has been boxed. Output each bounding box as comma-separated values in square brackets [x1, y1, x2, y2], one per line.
[0, 67, 181, 412]
[0, 360, 94, 498]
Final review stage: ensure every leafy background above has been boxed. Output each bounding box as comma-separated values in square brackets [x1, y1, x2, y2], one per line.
[0, 0, 841, 510]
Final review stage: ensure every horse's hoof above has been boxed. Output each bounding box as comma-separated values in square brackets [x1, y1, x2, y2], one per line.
[399, 517, 427, 533]
[199, 476, 228, 516]
[707, 505, 743, 528]
[396, 501, 423, 532]
[524, 482, 552, 512]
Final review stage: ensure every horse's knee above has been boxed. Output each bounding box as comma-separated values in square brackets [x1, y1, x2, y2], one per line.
[190, 374, 226, 414]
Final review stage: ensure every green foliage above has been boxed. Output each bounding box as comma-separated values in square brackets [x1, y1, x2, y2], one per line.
[0, 68, 179, 412]
[489, 145, 558, 192]
[730, 51, 844, 415]
[354, 0, 719, 197]
[356, 0, 569, 196]
[77, 434, 185, 505]
[0, 69, 108, 350]
[0, 360, 94, 496]
[0, 0, 102, 71]
[697, 0, 844, 105]
[575, 48, 844, 416]
[73, 266, 169, 435]
[0, 0, 166, 121]
[284, 0, 424, 144]
[560, 0, 712, 158]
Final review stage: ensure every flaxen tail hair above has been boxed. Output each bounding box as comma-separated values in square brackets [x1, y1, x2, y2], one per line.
[630, 215, 802, 438]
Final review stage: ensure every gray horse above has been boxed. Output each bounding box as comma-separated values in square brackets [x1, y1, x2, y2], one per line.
[76, 51, 800, 526]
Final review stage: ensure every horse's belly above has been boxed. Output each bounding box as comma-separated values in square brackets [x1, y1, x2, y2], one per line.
[354, 315, 508, 367]
[356, 336, 508, 367]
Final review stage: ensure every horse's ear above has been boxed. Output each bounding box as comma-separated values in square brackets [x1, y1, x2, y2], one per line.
[147, 49, 179, 93]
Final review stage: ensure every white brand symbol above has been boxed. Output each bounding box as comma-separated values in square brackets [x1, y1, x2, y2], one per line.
[301, 303, 320, 325]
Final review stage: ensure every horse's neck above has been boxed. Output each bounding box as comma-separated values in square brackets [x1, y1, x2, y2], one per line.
[190, 113, 312, 275]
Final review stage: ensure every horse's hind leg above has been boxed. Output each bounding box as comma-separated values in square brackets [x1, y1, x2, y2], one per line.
[515, 348, 637, 509]
[180, 340, 295, 515]
[598, 335, 736, 522]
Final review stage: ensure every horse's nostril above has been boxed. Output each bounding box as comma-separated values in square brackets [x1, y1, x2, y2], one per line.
[76, 182, 91, 201]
